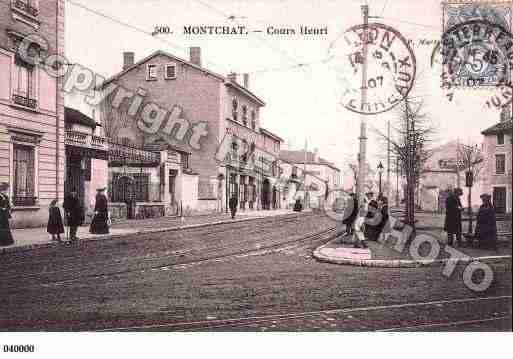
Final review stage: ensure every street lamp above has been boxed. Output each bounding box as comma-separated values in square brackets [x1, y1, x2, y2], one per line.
[377, 161, 384, 197]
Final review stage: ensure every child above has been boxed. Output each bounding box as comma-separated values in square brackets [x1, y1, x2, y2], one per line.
[47, 199, 64, 242]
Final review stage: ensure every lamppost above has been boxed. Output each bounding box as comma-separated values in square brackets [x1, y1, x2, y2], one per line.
[377, 161, 384, 197]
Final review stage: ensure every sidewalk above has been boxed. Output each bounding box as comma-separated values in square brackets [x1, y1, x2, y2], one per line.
[1, 208, 301, 254]
[314, 211, 512, 267]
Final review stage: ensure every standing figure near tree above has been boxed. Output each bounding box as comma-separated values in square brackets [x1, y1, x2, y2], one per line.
[444, 187, 464, 246]
[474, 194, 498, 250]
[0, 182, 14, 247]
[90, 187, 110, 234]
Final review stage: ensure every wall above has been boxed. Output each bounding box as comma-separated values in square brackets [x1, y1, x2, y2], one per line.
[0, 0, 65, 228]
[176, 173, 199, 213]
[480, 133, 512, 213]
[101, 53, 222, 199]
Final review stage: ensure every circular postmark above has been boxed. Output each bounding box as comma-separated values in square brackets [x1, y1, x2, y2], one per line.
[441, 19, 512, 89]
[329, 23, 416, 115]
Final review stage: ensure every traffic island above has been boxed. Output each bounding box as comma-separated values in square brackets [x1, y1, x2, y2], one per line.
[313, 235, 512, 268]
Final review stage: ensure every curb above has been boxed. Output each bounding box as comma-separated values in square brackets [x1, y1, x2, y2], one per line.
[0, 215, 271, 255]
[313, 242, 512, 268]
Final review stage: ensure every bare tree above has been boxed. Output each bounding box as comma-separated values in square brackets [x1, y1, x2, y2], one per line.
[374, 97, 437, 229]
[346, 160, 375, 194]
[457, 143, 484, 233]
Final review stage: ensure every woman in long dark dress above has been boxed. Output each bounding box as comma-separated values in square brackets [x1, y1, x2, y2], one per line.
[47, 199, 64, 242]
[475, 194, 498, 250]
[0, 182, 14, 247]
[90, 188, 110, 234]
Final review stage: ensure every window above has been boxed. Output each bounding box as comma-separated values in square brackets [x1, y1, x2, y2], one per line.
[13, 61, 37, 108]
[232, 98, 238, 122]
[496, 154, 506, 174]
[242, 105, 248, 126]
[251, 110, 256, 130]
[147, 64, 157, 81]
[181, 153, 189, 170]
[165, 63, 176, 79]
[132, 173, 149, 202]
[497, 133, 505, 145]
[13, 144, 36, 206]
[292, 166, 298, 178]
[12, 0, 39, 18]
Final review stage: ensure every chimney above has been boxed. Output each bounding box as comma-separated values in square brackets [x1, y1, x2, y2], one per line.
[227, 72, 237, 83]
[243, 73, 249, 89]
[123, 52, 134, 70]
[189, 47, 201, 67]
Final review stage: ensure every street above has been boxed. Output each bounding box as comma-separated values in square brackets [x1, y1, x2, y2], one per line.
[0, 213, 510, 331]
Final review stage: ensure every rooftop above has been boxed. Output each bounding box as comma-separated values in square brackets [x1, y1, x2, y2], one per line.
[481, 119, 513, 135]
[280, 150, 340, 172]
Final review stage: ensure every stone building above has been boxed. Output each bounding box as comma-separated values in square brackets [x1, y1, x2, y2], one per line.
[98, 48, 284, 213]
[418, 141, 484, 212]
[480, 117, 512, 214]
[279, 149, 341, 209]
[64, 107, 108, 222]
[0, 0, 65, 228]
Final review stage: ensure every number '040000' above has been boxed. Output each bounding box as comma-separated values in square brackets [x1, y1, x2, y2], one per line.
[3, 345, 35, 353]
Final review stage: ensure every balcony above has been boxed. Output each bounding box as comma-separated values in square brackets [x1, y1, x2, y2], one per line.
[13, 195, 37, 207]
[65, 130, 108, 152]
[12, 93, 37, 109]
[12, 0, 38, 17]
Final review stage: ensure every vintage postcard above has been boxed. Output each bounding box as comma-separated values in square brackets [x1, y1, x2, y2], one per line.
[0, 0, 511, 357]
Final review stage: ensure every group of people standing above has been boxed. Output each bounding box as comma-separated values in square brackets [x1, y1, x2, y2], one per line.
[342, 192, 389, 248]
[0, 182, 111, 246]
[444, 187, 498, 250]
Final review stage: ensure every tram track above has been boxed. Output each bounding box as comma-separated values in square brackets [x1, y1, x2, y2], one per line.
[97, 295, 512, 332]
[0, 214, 336, 292]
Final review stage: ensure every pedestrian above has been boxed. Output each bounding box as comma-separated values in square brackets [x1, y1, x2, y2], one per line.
[293, 198, 303, 212]
[364, 200, 381, 241]
[63, 189, 84, 242]
[90, 187, 110, 234]
[229, 193, 238, 219]
[342, 193, 358, 236]
[377, 196, 389, 240]
[474, 194, 498, 250]
[353, 205, 368, 249]
[0, 182, 14, 247]
[47, 199, 64, 242]
[444, 187, 464, 246]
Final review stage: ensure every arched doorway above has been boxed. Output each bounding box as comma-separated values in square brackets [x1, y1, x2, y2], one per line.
[261, 178, 271, 210]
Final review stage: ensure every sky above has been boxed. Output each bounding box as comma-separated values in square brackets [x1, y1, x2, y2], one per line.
[64, 0, 506, 179]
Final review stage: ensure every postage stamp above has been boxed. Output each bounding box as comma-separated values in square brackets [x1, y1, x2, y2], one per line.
[329, 23, 416, 115]
[441, 1, 513, 87]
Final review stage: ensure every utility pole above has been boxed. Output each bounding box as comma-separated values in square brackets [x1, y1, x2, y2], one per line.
[387, 120, 391, 208]
[356, 4, 369, 207]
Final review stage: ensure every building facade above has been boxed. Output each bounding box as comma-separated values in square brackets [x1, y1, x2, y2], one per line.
[480, 118, 512, 214]
[0, 0, 65, 228]
[99, 48, 283, 213]
[279, 150, 341, 209]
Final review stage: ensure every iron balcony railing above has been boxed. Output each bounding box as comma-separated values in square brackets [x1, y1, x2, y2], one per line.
[13, 196, 37, 207]
[13, 0, 39, 17]
[65, 131, 108, 151]
[12, 93, 37, 109]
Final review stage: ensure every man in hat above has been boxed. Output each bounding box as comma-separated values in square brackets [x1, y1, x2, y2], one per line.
[0, 182, 14, 246]
[444, 187, 464, 246]
[229, 193, 238, 219]
[90, 187, 110, 234]
[63, 189, 84, 241]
